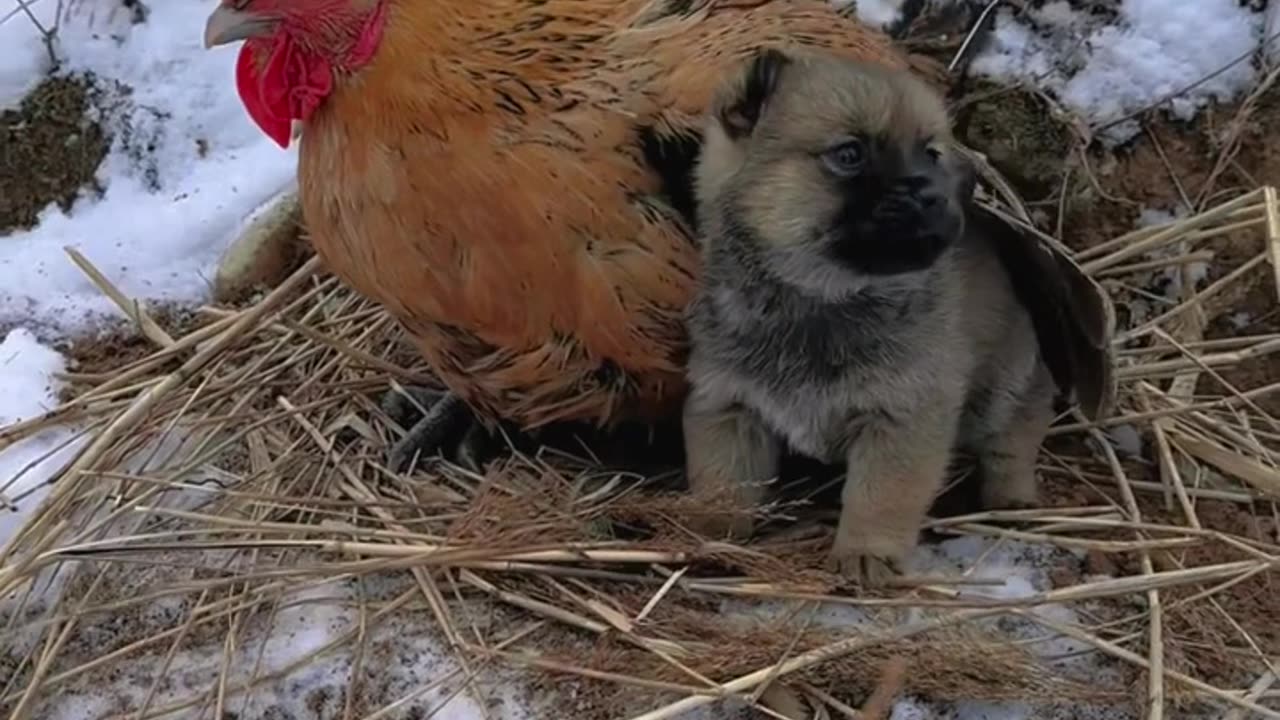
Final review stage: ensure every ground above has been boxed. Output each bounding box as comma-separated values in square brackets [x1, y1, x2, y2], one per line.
[3, 0, 1280, 719]
[0, 73, 109, 233]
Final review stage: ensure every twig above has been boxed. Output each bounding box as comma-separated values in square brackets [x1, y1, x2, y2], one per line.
[1265, 186, 1280, 305]
[1081, 190, 1262, 273]
[624, 609, 999, 720]
[1022, 612, 1280, 719]
[1220, 666, 1279, 720]
[1091, 430, 1164, 720]
[947, 0, 1002, 73]
[64, 247, 175, 349]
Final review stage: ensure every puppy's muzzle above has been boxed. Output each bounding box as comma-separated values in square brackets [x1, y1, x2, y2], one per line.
[827, 174, 962, 275]
[872, 176, 953, 237]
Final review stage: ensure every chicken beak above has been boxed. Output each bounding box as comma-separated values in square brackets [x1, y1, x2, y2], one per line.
[204, 6, 276, 48]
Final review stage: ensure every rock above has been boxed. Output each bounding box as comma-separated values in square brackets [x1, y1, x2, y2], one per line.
[213, 189, 305, 304]
[956, 85, 1072, 200]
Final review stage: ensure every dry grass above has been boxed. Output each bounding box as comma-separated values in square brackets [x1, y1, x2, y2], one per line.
[1, 1, 1278, 717]
[0, 182, 1277, 720]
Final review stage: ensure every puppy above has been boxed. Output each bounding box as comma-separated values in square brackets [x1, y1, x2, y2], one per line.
[681, 49, 1106, 585]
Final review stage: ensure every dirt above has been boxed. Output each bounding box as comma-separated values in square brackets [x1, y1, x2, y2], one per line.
[0, 73, 111, 234]
[1199, 81, 1280, 415]
[1144, 500, 1280, 693]
[54, 302, 210, 401]
[1039, 473, 1280, 695]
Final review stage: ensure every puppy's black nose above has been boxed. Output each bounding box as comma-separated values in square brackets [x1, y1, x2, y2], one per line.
[891, 175, 944, 209]
[890, 175, 929, 194]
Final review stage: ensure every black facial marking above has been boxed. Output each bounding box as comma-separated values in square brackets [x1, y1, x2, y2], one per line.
[719, 48, 791, 139]
[824, 141, 963, 276]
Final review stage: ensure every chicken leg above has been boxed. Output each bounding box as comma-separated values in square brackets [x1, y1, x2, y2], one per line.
[381, 386, 498, 473]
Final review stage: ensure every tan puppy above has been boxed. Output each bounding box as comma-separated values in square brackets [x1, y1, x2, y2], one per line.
[682, 48, 1111, 585]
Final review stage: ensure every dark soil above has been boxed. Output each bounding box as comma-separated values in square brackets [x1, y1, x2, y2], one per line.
[0, 73, 111, 234]
[56, 302, 209, 401]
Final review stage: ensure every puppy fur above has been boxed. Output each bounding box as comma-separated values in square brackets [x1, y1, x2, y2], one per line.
[682, 49, 1056, 584]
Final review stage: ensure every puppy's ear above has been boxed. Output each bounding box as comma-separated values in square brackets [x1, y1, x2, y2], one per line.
[717, 48, 791, 139]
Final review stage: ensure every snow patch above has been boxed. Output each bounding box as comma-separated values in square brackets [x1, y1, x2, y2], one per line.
[22, 577, 515, 720]
[841, 0, 907, 29]
[726, 538, 1115, 720]
[0, 0, 56, 109]
[0, 328, 86, 550]
[1136, 207, 1181, 229]
[891, 699, 934, 720]
[0, 0, 297, 335]
[1116, 205, 1211, 329]
[1104, 423, 1144, 458]
[971, 0, 1264, 144]
[902, 538, 1112, 718]
[0, 329, 64, 426]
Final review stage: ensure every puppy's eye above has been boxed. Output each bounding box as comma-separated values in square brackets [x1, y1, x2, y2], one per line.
[821, 140, 865, 177]
[925, 145, 943, 163]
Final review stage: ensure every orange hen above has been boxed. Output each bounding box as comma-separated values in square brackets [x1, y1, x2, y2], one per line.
[203, 0, 915, 466]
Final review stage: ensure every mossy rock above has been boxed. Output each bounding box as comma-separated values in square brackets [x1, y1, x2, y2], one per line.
[0, 73, 111, 234]
[956, 85, 1072, 200]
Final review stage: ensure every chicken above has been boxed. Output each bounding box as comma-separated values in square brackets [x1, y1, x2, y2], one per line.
[200, 0, 929, 469]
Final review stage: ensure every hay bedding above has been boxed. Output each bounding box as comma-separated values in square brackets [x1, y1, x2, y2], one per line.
[0, 186, 1277, 720]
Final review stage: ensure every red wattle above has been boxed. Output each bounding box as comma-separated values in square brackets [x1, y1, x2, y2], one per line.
[233, 35, 333, 150]
[235, 41, 292, 148]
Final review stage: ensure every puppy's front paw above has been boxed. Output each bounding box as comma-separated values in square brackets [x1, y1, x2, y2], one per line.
[980, 477, 1040, 512]
[825, 534, 906, 588]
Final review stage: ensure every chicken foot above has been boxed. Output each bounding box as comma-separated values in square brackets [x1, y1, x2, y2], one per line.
[381, 386, 497, 473]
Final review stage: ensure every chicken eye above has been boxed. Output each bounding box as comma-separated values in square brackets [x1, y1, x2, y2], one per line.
[822, 140, 866, 177]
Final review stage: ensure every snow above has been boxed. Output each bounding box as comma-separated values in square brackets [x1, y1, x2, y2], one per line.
[1104, 423, 1144, 458]
[722, 537, 1112, 720]
[844, 0, 909, 29]
[1115, 204, 1211, 330]
[919, 538, 1095, 663]
[891, 699, 934, 720]
[0, 0, 298, 335]
[0, 0, 56, 109]
[829, 0, 1267, 146]
[0, 328, 85, 551]
[23, 577, 513, 720]
[971, 0, 1265, 144]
